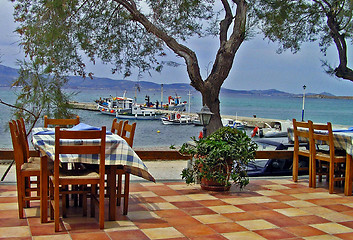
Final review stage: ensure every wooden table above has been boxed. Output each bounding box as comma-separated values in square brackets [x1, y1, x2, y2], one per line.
[32, 126, 155, 222]
[288, 128, 353, 195]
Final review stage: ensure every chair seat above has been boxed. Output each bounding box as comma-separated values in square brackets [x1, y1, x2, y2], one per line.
[21, 162, 40, 171]
[298, 149, 310, 156]
[316, 152, 346, 162]
[28, 157, 41, 164]
[56, 169, 100, 180]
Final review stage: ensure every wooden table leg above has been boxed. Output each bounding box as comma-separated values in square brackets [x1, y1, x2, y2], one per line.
[40, 155, 48, 223]
[108, 166, 117, 221]
[344, 154, 353, 196]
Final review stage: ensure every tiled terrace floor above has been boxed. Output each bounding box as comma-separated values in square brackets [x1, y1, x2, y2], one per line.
[1, 178, 353, 239]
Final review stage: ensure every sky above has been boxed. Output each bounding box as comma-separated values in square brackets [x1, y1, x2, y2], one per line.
[1, 0, 353, 96]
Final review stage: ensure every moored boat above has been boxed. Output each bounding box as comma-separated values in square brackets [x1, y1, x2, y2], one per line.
[161, 112, 194, 125]
[96, 95, 133, 116]
[116, 105, 164, 120]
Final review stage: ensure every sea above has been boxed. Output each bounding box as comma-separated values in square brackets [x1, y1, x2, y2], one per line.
[1, 86, 352, 148]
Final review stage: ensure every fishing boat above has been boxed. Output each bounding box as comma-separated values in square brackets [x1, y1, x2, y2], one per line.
[161, 112, 194, 125]
[116, 105, 164, 120]
[222, 118, 245, 130]
[163, 95, 187, 111]
[95, 94, 133, 116]
[252, 120, 292, 138]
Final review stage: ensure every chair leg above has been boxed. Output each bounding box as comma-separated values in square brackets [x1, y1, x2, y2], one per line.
[91, 185, 96, 218]
[117, 173, 122, 206]
[311, 159, 317, 188]
[329, 162, 335, 194]
[123, 173, 130, 215]
[17, 176, 24, 219]
[292, 155, 298, 182]
[62, 193, 67, 218]
[99, 183, 105, 229]
[54, 182, 60, 232]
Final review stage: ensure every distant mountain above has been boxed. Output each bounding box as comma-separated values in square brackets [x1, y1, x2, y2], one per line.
[0, 64, 344, 99]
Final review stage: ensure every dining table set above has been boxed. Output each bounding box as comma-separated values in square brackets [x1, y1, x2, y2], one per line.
[31, 123, 155, 223]
[288, 126, 353, 196]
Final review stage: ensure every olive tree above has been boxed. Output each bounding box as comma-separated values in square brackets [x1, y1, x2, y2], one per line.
[13, 0, 257, 133]
[255, 0, 353, 81]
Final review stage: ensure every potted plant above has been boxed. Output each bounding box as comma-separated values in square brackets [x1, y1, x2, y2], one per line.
[180, 127, 258, 191]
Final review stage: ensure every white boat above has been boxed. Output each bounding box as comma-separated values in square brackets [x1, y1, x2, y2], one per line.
[253, 120, 292, 138]
[163, 95, 187, 111]
[96, 95, 133, 116]
[161, 112, 194, 125]
[116, 105, 163, 120]
[222, 118, 245, 130]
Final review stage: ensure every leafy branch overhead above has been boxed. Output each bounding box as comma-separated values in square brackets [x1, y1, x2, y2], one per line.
[12, 0, 353, 134]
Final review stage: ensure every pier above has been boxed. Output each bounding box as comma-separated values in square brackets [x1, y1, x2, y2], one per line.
[69, 101, 283, 128]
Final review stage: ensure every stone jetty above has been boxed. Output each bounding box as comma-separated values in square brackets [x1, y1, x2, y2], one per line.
[69, 101, 285, 128]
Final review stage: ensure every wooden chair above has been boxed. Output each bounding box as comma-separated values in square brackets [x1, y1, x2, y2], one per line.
[117, 121, 136, 215]
[44, 115, 80, 128]
[111, 118, 124, 135]
[49, 126, 106, 231]
[292, 119, 312, 185]
[9, 120, 41, 218]
[310, 121, 346, 193]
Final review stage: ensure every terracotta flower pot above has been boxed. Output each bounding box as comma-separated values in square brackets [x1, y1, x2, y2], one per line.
[200, 177, 231, 191]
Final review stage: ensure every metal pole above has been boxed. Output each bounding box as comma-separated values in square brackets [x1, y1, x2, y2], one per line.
[301, 85, 306, 121]
[160, 84, 163, 108]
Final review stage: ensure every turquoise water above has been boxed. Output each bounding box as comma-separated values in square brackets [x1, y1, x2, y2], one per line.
[1, 87, 352, 148]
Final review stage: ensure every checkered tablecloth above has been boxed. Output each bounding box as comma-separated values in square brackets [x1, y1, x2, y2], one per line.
[287, 128, 353, 156]
[32, 127, 155, 182]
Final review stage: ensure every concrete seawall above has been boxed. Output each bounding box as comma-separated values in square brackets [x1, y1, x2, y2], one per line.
[69, 101, 285, 128]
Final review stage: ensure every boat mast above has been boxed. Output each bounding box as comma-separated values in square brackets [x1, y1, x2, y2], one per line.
[160, 84, 163, 107]
[187, 90, 191, 114]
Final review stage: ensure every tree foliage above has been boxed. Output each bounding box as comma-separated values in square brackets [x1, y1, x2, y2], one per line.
[10, 60, 75, 133]
[254, 0, 353, 81]
[13, 0, 256, 133]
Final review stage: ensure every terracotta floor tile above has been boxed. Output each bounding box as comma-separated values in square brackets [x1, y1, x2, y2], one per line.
[198, 199, 230, 206]
[127, 210, 160, 221]
[71, 231, 111, 240]
[254, 228, 297, 240]
[0, 217, 28, 227]
[269, 194, 299, 202]
[129, 183, 149, 192]
[209, 205, 244, 214]
[236, 219, 278, 231]
[65, 222, 102, 233]
[175, 224, 216, 237]
[154, 209, 188, 218]
[222, 231, 267, 240]
[284, 225, 326, 237]
[292, 215, 330, 225]
[142, 227, 184, 239]
[307, 198, 348, 206]
[208, 222, 248, 233]
[190, 234, 228, 240]
[311, 222, 353, 234]
[338, 221, 353, 229]
[334, 232, 353, 240]
[143, 202, 178, 211]
[30, 224, 68, 236]
[127, 203, 149, 212]
[139, 196, 168, 203]
[193, 214, 232, 224]
[222, 212, 258, 221]
[133, 218, 170, 229]
[32, 235, 72, 240]
[265, 216, 304, 228]
[274, 208, 311, 217]
[323, 204, 353, 212]
[171, 201, 204, 209]
[164, 215, 202, 226]
[107, 229, 150, 240]
[185, 207, 217, 216]
[0, 197, 17, 203]
[0, 209, 19, 219]
[261, 202, 292, 209]
[250, 210, 287, 220]
[235, 203, 269, 212]
[161, 195, 192, 202]
[0, 226, 31, 238]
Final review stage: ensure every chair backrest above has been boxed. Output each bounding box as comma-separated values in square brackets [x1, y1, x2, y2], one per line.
[111, 118, 124, 135]
[309, 121, 334, 158]
[54, 126, 106, 180]
[292, 118, 312, 146]
[44, 115, 80, 128]
[121, 121, 136, 147]
[16, 118, 30, 160]
[9, 120, 26, 173]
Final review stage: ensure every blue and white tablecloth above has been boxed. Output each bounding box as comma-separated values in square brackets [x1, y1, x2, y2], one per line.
[32, 126, 155, 182]
[287, 128, 353, 156]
